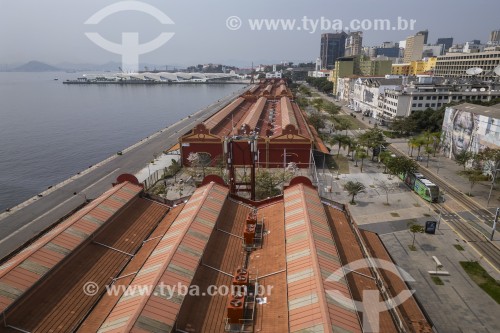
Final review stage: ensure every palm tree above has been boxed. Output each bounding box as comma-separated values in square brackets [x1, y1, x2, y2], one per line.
[431, 131, 442, 157]
[346, 138, 358, 160]
[424, 146, 434, 167]
[379, 151, 393, 173]
[415, 136, 426, 160]
[330, 134, 349, 157]
[408, 137, 418, 157]
[355, 149, 369, 172]
[344, 181, 366, 204]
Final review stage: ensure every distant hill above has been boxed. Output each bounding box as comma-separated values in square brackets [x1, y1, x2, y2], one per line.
[12, 61, 62, 72]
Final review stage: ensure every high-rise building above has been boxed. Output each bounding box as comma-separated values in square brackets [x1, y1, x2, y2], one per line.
[403, 34, 425, 63]
[490, 30, 500, 43]
[344, 31, 363, 57]
[320, 32, 347, 69]
[436, 38, 454, 51]
[417, 30, 429, 44]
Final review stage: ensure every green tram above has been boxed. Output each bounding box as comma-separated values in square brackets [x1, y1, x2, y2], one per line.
[399, 172, 440, 203]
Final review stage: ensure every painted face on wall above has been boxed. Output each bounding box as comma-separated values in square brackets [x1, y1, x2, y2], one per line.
[451, 110, 474, 157]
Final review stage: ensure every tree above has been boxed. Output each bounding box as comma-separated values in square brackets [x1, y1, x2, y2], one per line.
[187, 152, 212, 178]
[430, 131, 442, 156]
[346, 137, 358, 160]
[378, 151, 393, 173]
[413, 136, 426, 160]
[306, 77, 333, 93]
[344, 181, 366, 204]
[307, 111, 326, 131]
[323, 101, 340, 116]
[455, 151, 473, 170]
[424, 146, 434, 168]
[475, 148, 500, 203]
[390, 117, 417, 136]
[355, 148, 369, 172]
[463, 168, 485, 196]
[408, 222, 425, 248]
[333, 116, 352, 135]
[375, 179, 392, 205]
[385, 155, 418, 178]
[165, 159, 181, 181]
[311, 98, 325, 112]
[330, 134, 350, 157]
[405, 107, 446, 133]
[476, 148, 500, 178]
[255, 170, 293, 200]
[358, 128, 387, 161]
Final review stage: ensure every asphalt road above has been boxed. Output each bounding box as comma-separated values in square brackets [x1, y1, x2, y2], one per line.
[0, 86, 248, 259]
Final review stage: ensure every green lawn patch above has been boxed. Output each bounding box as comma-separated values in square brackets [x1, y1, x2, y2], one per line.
[460, 261, 500, 303]
[453, 244, 465, 251]
[431, 276, 444, 285]
[336, 114, 369, 130]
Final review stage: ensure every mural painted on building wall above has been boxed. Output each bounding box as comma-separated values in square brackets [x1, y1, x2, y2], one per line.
[442, 107, 500, 160]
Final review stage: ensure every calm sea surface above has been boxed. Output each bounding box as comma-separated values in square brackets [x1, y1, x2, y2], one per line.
[0, 72, 242, 211]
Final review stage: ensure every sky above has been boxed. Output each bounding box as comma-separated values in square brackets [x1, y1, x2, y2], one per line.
[0, 0, 499, 68]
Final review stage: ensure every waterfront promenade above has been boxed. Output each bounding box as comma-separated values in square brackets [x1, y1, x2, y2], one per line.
[0, 86, 248, 258]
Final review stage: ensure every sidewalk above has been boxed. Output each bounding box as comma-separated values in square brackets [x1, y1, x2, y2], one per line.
[312, 87, 500, 212]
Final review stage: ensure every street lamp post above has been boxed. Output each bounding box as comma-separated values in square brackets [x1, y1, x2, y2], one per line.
[487, 165, 500, 205]
[491, 208, 499, 241]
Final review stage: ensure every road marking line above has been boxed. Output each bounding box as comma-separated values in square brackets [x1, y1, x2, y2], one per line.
[81, 168, 120, 193]
[0, 168, 120, 246]
[0, 196, 76, 245]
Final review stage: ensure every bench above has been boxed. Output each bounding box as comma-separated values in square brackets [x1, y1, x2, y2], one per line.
[428, 256, 450, 276]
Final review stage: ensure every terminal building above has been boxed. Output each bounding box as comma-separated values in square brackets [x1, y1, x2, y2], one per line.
[179, 80, 327, 170]
[0, 175, 432, 332]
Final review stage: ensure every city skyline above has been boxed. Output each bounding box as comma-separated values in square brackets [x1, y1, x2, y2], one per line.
[0, 0, 499, 67]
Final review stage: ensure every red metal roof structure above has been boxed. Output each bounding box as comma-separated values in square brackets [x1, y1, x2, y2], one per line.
[0, 181, 142, 314]
[284, 183, 362, 333]
[0, 175, 431, 332]
[97, 182, 229, 332]
[179, 80, 320, 169]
